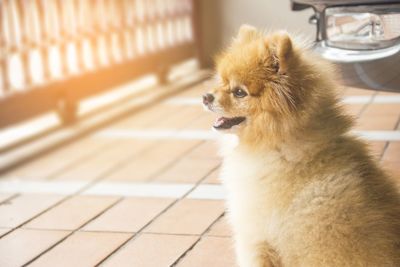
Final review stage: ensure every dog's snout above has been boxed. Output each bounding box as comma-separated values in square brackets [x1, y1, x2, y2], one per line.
[202, 93, 214, 105]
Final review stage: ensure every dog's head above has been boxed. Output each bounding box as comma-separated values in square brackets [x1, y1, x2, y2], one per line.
[203, 25, 345, 147]
[203, 25, 351, 149]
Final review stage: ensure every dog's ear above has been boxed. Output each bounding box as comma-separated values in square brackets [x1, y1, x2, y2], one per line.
[268, 32, 293, 75]
[236, 24, 259, 44]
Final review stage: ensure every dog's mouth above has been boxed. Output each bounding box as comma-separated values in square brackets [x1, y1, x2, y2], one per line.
[213, 116, 246, 130]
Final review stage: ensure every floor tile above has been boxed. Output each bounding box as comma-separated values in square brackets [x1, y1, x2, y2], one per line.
[112, 105, 181, 129]
[105, 140, 200, 181]
[0, 193, 15, 203]
[382, 142, 400, 162]
[186, 141, 220, 159]
[355, 115, 398, 130]
[0, 228, 11, 237]
[144, 199, 225, 235]
[28, 231, 131, 267]
[342, 104, 365, 118]
[0, 229, 69, 267]
[154, 158, 220, 183]
[203, 168, 221, 184]
[53, 140, 152, 181]
[25, 196, 119, 230]
[362, 104, 400, 117]
[83, 197, 174, 232]
[177, 236, 237, 267]
[101, 233, 198, 267]
[344, 87, 375, 96]
[0, 194, 64, 228]
[186, 113, 215, 130]
[5, 139, 113, 179]
[206, 216, 232, 237]
[146, 106, 203, 129]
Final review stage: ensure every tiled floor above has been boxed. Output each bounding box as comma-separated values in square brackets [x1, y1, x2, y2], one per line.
[0, 80, 399, 267]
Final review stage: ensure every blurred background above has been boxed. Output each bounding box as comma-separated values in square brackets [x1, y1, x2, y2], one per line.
[0, 1, 399, 266]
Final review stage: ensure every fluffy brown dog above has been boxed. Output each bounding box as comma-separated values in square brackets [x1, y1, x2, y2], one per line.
[203, 25, 400, 267]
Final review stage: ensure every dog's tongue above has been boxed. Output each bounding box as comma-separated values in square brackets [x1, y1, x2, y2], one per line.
[214, 117, 227, 128]
[213, 116, 246, 130]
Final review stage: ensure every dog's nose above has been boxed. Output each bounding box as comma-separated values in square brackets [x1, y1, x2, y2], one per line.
[202, 93, 214, 105]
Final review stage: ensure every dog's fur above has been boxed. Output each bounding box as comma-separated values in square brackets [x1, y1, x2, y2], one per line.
[205, 25, 400, 267]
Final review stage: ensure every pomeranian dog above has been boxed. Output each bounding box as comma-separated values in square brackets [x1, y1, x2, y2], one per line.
[203, 25, 400, 267]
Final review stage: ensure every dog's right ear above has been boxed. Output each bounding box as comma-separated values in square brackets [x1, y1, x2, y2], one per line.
[268, 32, 293, 75]
[236, 24, 259, 44]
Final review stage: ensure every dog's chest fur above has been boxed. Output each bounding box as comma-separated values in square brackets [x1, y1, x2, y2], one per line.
[219, 136, 300, 245]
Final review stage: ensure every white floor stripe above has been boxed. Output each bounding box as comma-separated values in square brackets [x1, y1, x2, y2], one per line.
[352, 130, 400, 141]
[94, 129, 217, 140]
[187, 184, 226, 200]
[95, 129, 400, 141]
[82, 182, 195, 198]
[0, 179, 227, 200]
[0, 180, 88, 195]
[166, 95, 400, 106]
[373, 95, 400, 103]
[341, 96, 372, 104]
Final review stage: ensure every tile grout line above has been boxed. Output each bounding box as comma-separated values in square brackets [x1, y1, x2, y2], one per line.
[0, 82, 210, 242]
[43, 140, 121, 181]
[95, 164, 222, 266]
[380, 114, 400, 161]
[0, 193, 19, 205]
[0, 138, 163, 258]
[146, 140, 207, 183]
[21, 196, 125, 267]
[170, 212, 226, 267]
[356, 92, 377, 119]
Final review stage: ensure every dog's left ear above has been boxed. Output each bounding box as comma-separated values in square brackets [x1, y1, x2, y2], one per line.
[269, 32, 293, 75]
[236, 24, 259, 44]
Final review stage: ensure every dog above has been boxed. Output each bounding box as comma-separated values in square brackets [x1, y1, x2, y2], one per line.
[203, 25, 400, 267]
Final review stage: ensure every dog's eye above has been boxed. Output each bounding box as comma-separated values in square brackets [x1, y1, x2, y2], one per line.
[232, 87, 247, 98]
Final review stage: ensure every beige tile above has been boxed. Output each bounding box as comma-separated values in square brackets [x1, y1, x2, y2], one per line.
[187, 141, 220, 159]
[113, 105, 180, 129]
[0, 228, 11, 237]
[206, 216, 233, 237]
[382, 142, 400, 162]
[375, 91, 400, 96]
[155, 158, 220, 183]
[342, 104, 364, 118]
[25, 196, 119, 230]
[344, 87, 375, 96]
[362, 104, 400, 117]
[101, 233, 197, 267]
[177, 236, 238, 267]
[5, 139, 113, 179]
[105, 154, 172, 181]
[178, 84, 208, 97]
[0, 229, 69, 267]
[186, 113, 215, 130]
[147, 106, 203, 129]
[105, 140, 200, 181]
[54, 140, 152, 181]
[355, 115, 398, 130]
[84, 197, 174, 232]
[0, 194, 64, 228]
[0, 193, 15, 203]
[29, 231, 131, 267]
[145, 199, 225, 235]
[203, 168, 221, 184]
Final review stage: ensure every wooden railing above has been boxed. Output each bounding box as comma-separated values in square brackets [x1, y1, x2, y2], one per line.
[0, 0, 200, 127]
